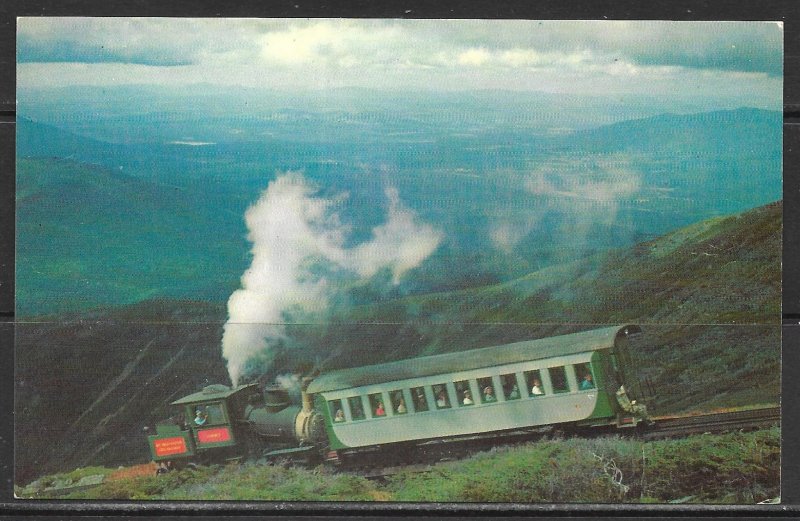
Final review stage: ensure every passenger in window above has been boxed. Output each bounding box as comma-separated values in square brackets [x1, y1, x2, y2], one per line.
[414, 389, 428, 411]
[375, 401, 386, 416]
[508, 384, 520, 400]
[483, 386, 496, 402]
[350, 399, 365, 420]
[580, 373, 595, 390]
[462, 390, 474, 405]
[334, 409, 345, 422]
[194, 409, 207, 426]
[436, 390, 449, 408]
[531, 379, 545, 396]
[396, 398, 407, 414]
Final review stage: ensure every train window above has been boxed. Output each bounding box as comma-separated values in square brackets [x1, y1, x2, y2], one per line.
[348, 396, 366, 421]
[369, 393, 387, 417]
[454, 380, 474, 406]
[411, 386, 429, 412]
[192, 406, 208, 426]
[432, 384, 451, 409]
[549, 366, 570, 393]
[329, 399, 346, 423]
[575, 363, 596, 390]
[477, 377, 497, 403]
[195, 403, 226, 425]
[390, 390, 408, 414]
[525, 370, 546, 397]
[501, 373, 521, 400]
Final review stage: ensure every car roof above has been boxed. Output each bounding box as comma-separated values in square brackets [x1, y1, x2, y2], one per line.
[306, 324, 639, 394]
[171, 383, 258, 406]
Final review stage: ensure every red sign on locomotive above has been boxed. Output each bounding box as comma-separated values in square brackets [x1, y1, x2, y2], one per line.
[153, 436, 188, 457]
[197, 427, 232, 444]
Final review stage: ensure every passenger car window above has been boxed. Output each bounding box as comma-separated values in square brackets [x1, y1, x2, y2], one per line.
[575, 363, 596, 390]
[411, 386, 429, 412]
[525, 370, 546, 397]
[329, 399, 346, 423]
[477, 377, 497, 403]
[501, 373, 521, 400]
[454, 380, 474, 406]
[348, 396, 366, 420]
[549, 366, 570, 393]
[390, 390, 408, 414]
[432, 384, 451, 409]
[369, 393, 386, 417]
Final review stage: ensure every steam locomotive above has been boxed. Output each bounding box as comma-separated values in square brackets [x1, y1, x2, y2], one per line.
[146, 324, 652, 468]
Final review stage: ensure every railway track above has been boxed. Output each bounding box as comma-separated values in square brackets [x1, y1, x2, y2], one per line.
[353, 406, 781, 479]
[644, 406, 780, 440]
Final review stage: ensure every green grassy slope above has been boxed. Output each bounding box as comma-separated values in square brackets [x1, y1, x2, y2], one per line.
[37, 428, 780, 503]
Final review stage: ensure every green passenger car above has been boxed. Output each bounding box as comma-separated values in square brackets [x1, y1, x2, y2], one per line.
[306, 325, 650, 452]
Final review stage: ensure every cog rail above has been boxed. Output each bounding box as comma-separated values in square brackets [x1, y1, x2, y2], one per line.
[643, 406, 780, 440]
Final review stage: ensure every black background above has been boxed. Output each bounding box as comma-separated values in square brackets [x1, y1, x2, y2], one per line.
[0, 0, 798, 517]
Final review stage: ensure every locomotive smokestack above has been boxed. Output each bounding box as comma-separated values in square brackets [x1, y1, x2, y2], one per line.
[263, 386, 291, 412]
[301, 376, 314, 412]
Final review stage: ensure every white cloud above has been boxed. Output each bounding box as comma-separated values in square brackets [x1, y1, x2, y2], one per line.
[457, 48, 491, 66]
[498, 49, 544, 67]
[258, 20, 404, 67]
[260, 23, 338, 64]
[457, 47, 607, 70]
[16, 18, 782, 106]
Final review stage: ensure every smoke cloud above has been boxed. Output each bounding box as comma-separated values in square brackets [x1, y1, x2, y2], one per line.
[490, 155, 641, 253]
[222, 172, 442, 385]
[275, 373, 303, 403]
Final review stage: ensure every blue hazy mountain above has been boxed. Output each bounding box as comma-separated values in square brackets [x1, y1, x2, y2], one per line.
[19, 85, 744, 144]
[16, 105, 782, 316]
[16, 156, 250, 315]
[17, 117, 110, 158]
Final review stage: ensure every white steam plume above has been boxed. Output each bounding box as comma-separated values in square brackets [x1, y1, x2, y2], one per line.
[275, 373, 303, 403]
[222, 172, 442, 386]
[490, 155, 641, 252]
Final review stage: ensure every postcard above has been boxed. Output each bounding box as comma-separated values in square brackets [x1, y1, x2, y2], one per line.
[15, 18, 782, 504]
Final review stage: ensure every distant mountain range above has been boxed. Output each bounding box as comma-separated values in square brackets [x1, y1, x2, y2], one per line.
[569, 107, 782, 154]
[16, 108, 782, 316]
[20, 85, 775, 143]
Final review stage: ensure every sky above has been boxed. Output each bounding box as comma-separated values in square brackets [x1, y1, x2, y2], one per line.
[16, 18, 782, 106]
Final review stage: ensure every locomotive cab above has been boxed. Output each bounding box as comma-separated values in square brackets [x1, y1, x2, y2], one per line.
[148, 383, 260, 464]
[148, 382, 327, 466]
